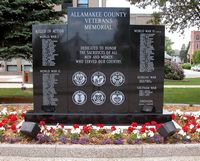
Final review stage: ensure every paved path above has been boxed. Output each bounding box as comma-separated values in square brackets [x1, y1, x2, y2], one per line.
[0, 75, 22, 83]
[164, 85, 200, 88]
[0, 156, 200, 161]
[0, 144, 199, 161]
[0, 83, 33, 88]
[184, 69, 200, 78]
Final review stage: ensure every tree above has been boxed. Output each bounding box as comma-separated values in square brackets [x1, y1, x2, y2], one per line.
[129, 0, 200, 33]
[165, 37, 174, 55]
[179, 44, 188, 63]
[0, 0, 65, 60]
[192, 50, 200, 64]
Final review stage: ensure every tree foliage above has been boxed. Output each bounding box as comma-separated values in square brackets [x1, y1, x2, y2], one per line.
[129, 0, 200, 33]
[192, 50, 200, 64]
[165, 37, 174, 55]
[0, 0, 65, 60]
[179, 43, 189, 63]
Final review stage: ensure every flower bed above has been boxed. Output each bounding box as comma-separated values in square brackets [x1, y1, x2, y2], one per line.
[0, 107, 200, 144]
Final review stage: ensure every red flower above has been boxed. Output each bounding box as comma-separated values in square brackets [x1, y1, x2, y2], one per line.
[96, 124, 104, 128]
[2, 118, 8, 124]
[8, 114, 17, 122]
[73, 124, 79, 129]
[111, 125, 116, 131]
[182, 126, 189, 132]
[39, 120, 45, 126]
[20, 113, 25, 118]
[127, 126, 134, 133]
[140, 126, 146, 133]
[10, 124, 17, 131]
[191, 128, 196, 133]
[145, 122, 150, 126]
[192, 122, 197, 126]
[150, 127, 156, 133]
[83, 125, 91, 133]
[197, 125, 200, 129]
[49, 127, 55, 133]
[151, 121, 157, 125]
[59, 124, 65, 128]
[156, 123, 162, 129]
[171, 113, 176, 120]
[131, 122, 138, 127]
[0, 122, 3, 127]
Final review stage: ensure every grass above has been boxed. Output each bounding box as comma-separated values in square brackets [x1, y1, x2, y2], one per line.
[0, 88, 33, 97]
[164, 78, 200, 85]
[0, 88, 200, 105]
[164, 88, 200, 104]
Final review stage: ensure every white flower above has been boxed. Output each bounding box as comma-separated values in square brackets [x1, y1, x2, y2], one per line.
[0, 127, 5, 131]
[1, 108, 8, 115]
[63, 129, 68, 134]
[196, 119, 200, 124]
[175, 109, 183, 116]
[142, 133, 147, 138]
[178, 130, 186, 136]
[182, 117, 187, 120]
[186, 135, 191, 140]
[196, 128, 200, 133]
[71, 128, 81, 134]
[9, 111, 17, 115]
[185, 112, 191, 116]
[132, 130, 139, 134]
[189, 124, 195, 129]
[93, 126, 100, 131]
[147, 131, 154, 137]
[111, 128, 122, 135]
[137, 134, 141, 139]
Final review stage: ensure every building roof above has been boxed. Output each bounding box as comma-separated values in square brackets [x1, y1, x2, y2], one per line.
[165, 52, 172, 60]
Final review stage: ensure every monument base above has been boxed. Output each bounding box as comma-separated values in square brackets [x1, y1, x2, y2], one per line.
[25, 110, 172, 125]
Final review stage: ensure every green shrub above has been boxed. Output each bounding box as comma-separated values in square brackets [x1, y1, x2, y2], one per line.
[192, 50, 200, 64]
[165, 60, 185, 80]
[181, 63, 191, 70]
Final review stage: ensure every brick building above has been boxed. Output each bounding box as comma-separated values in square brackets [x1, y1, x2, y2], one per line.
[188, 31, 200, 63]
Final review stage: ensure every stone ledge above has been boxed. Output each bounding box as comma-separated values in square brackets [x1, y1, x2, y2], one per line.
[0, 144, 199, 158]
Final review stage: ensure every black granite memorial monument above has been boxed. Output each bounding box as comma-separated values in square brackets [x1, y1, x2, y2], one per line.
[25, 7, 171, 124]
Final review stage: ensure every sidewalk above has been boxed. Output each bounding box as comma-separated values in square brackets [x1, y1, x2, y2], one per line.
[165, 85, 200, 88]
[0, 75, 22, 83]
[0, 144, 199, 161]
[0, 83, 33, 88]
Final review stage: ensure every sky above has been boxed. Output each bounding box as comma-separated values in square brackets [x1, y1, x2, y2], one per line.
[106, 0, 198, 50]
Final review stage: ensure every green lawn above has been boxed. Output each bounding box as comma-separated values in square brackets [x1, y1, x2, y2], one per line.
[0, 88, 200, 105]
[164, 88, 200, 104]
[0, 88, 33, 97]
[164, 78, 200, 85]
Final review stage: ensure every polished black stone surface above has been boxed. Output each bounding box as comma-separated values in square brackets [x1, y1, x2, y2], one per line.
[26, 8, 170, 125]
[32, 24, 68, 113]
[67, 8, 133, 113]
[25, 111, 172, 125]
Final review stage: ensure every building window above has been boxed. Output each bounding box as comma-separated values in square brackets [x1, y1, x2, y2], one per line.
[7, 65, 17, 72]
[23, 65, 32, 72]
[196, 35, 200, 40]
[77, 0, 88, 7]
